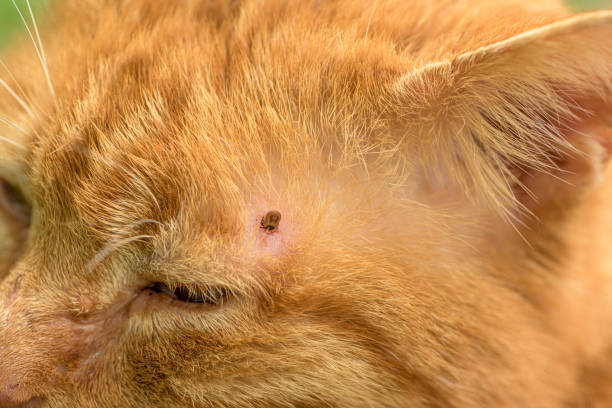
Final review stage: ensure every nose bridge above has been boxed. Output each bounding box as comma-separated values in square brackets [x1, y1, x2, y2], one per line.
[0, 264, 129, 406]
[0, 273, 58, 406]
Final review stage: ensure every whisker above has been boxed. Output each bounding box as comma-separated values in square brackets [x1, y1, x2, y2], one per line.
[85, 234, 154, 274]
[10, 0, 54, 103]
[0, 60, 43, 141]
[364, 0, 379, 42]
[0, 60, 36, 114]
[0, 115, 29, 150]
[0, 77, 35, 118]
[102, 157, 163, 213]
[25, 0, 55, 101]
[10, 0, 43, 64]
[0, 135, 26, 150]
[84, 218, 162, 273]
[0, 115, 28, 136]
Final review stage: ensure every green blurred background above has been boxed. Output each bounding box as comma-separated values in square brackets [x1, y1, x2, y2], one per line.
[0, 0, 47, 48]
[569, 0, 612, 8]
[568, 0, 612, 10]
[0, 0, 611, 48]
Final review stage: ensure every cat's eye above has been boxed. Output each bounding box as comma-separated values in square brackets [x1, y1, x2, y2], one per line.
[0, 178, 30, 226]
[146, 282, 230, 305]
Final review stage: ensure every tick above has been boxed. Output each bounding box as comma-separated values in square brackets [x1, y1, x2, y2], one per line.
[260, 210, 281, 232]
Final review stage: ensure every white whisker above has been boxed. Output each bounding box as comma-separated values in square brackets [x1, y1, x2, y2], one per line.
[105, 158, 162, 213]
[84, 218, 162, 273]
[0, 77, 34, 118]
[0, 60, 35, 112]
[10, 0, 54, 102]
[10, 0, 43, 62]
[364, 0, 379, 42]
[0, 115, 28, 136]
[85, 235, 154, 274]
[25, 0, 55, 101]
[0, 135, 26, 150]
[0, 60, 41, 140]
[0, 115, 27, 149]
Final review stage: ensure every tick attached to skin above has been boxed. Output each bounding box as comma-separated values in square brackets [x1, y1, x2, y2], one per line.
[260, 210, 281, 232]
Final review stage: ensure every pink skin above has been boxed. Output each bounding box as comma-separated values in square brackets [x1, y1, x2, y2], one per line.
[243, 201, 295, 261]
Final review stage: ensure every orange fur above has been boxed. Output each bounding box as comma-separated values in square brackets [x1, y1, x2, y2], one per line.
[0, 0, 611, 407]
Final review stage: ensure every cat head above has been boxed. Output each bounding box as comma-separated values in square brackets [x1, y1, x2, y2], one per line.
[0, 1, 611, 407]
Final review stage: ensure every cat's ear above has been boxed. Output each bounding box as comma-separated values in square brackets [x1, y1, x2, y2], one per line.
[392, 11, 612, 221]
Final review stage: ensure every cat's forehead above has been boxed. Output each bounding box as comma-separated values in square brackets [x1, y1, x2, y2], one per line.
[30, 38, 403, 232]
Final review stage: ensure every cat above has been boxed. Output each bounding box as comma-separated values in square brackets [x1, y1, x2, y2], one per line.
[0, 0, 611, 406]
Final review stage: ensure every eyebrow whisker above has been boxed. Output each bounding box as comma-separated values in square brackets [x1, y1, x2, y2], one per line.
[10, 0, 55, 104]
[0, 115, 28, 136]
[85, 234, 154, 274]
[25, 0, 55, 101]
[84, 218, 162, 273]
[0, 77, 35, 118]
[0, 59, 38, 116]
[0, 116, 28, 150]
[0, 135, 26, 150]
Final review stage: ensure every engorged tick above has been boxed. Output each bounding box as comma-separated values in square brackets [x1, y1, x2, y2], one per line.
[260, 210, 281, 232]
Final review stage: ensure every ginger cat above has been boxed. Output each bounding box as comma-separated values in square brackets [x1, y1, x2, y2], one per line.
[0, 0, 612, 407]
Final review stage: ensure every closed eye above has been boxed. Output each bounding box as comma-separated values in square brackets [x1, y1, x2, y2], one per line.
[0, 178, 30, 227]
[146, 282, 230, 306]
